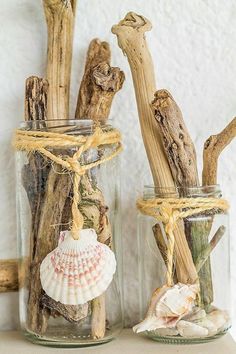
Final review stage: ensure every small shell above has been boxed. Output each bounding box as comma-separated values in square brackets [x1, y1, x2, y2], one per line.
[177, 320, 209, 338]
[151, 327, 179, 336]
[40, 229, 116, 305]
[206, 309, 229, 331]
[155, 283, 199, 319]
[183, 307, 206, 322]
[193, 318, 217, 336]
[133, 282, 199, 333]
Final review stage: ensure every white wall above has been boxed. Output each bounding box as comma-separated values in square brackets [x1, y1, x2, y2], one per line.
[0, 0, 236, 336]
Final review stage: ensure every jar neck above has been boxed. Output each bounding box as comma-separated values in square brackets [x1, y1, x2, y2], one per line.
[19, 119, 112, 135]
[143, 185, 222, 199]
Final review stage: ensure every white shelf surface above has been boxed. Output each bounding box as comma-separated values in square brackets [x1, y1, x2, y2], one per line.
[0, 329, 235, 354]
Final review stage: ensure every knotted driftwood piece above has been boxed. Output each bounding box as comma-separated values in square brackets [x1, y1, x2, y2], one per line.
[76, 38, 125, 122]
[112, 12, 197, 284]
[75, 38, 125, 339]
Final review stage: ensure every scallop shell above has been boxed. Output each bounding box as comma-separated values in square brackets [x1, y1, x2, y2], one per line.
[40, 228, 116, 305]
[133, 282, 199, 333]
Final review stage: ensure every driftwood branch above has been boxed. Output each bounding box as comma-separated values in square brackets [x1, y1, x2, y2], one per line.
[25, 76, 49, 121]
[0, 260, 18, 292]
[203, 117, 236, 185]
[152, 224, 167, 265]
[151, 89, 199, 187]
[195, 226, 225, 273]
[151, 90, 215, 303]
[76, 38, 125, 122]
[0, 77, 48, 294]
[112, 12, 197, 284]
[75, 38, 125, 339]
[43, 0, 76, 119]
[151, 89, 215, 308]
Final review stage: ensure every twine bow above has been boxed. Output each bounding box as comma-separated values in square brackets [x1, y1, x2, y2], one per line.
[137, 197, 229, 286]
[14, 126, 122, 240]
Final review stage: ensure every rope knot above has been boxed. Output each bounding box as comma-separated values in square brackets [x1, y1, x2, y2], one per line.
[67, 156, 85, 176]
[165, 210, 180, 235]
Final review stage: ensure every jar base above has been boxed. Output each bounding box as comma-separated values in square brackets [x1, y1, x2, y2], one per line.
[23, 330, 117, 348]
[145, 329, 229, 345]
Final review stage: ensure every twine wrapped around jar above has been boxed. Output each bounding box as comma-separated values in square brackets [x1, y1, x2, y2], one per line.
[137, 197, 229, 286]
[13, 126, 122, 239]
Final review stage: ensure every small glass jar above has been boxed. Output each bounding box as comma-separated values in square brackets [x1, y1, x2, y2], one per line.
[136, 185, 230, 344]
[15, 120, 123, 347]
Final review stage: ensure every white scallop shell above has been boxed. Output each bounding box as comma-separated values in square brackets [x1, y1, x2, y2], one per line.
[40, 228, 116, 305]
[133, 282, 199, 333]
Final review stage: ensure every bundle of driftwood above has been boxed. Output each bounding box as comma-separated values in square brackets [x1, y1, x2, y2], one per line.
[112, 12, 236, 310]
[0, 0, 124, 340]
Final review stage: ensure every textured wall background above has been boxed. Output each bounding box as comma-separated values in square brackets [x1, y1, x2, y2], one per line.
[0, 0, 236, 337]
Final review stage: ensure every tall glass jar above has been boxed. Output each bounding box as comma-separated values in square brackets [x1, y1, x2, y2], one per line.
[136, 185, 230, 344]
[15, 120, 123, 347]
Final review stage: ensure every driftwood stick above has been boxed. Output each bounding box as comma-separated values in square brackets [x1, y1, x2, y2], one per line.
[151, 90, 199, 187]
[27, 167, 72, 333]
[0, 260, 18, 292]
[112, 12, 197, 284]
[152, 224, 167, 265]
[112, 13, 172, 187]
[23, 76, 49, 263]
[151, 89, 214, 307]
[25, 76, 49, 122]
[23, 77, 51, 333]
[76, 38, 125, 122]
[195, 226, 225, 273]
[43, 0, 76, 120]
[203, 117, 236, 185]
[75, 38, 124, 339]
[91, 295, 106, 339]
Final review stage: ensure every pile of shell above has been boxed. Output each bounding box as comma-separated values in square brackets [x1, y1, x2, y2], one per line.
[152, 307, 230, 338]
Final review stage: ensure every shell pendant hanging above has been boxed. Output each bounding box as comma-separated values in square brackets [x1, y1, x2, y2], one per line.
[40, 228, 116, 305]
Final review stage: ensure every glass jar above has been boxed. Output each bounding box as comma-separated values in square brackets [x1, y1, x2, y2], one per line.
[15, 120, 123, 347]
[136, 185, 230, 344]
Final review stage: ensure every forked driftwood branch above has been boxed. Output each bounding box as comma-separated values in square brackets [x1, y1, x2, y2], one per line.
[112, 12, 197, 284]
[203, 117, 236, 185]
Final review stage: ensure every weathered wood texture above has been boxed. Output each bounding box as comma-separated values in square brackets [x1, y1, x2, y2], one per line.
[151, 89, 199, 187]
[151, 89, 214, 308]
[25, 76, 49, 121]
[0, 260, 18, 293]
[75, 38, 125, 339]
[112, 12, 197, 285]
[76, 38, 125, 122]
[43, 0, 77, 120]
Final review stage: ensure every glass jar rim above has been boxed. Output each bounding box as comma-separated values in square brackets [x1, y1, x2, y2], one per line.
[143, 184, 221, 198]
[19, 119, 113, 134]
